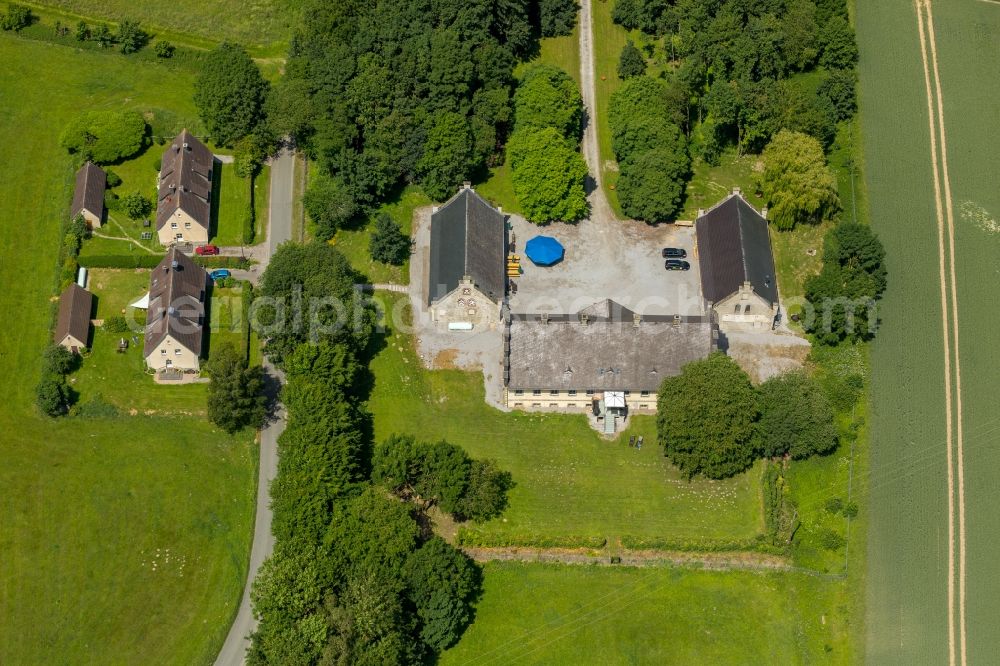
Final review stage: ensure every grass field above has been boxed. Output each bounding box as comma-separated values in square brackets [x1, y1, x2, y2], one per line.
[367, 295, 764, 545]
[214, 164, 270, 246]
[858, 0, 1000, 662]
[29, 0, 299, 52]
[0, 33, 255, 664]
[591, 0, 630, 216]
[441, 562, 855, 664]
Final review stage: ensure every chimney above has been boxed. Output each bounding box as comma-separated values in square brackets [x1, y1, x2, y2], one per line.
[183, 142, 190, 150]
[632, 313, 641, 328]
[463, 181, 471, 190]
[761, 206, 768, 220]
[697, 208, 705, 218]
[540, 313, 549, 325]
[171, 260, 179, 270]
[579, 313, 589, 325]
[673, 314, 682, 328]
[168, 306, 176, 316]
[732, 186, 741, 196]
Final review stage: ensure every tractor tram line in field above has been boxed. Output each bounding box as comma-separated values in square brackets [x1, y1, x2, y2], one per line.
[913, 0, 967, 663]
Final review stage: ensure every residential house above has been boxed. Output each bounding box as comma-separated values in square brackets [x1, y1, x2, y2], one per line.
[70, 162, 106, 228]
[427, 184, 506, 329]
[505, 299, 717, 424]
[156, 129, 214, 246]
[54, 283, 93, 353]
[143, 247, 207, 372]
[695, 191, 779, 330]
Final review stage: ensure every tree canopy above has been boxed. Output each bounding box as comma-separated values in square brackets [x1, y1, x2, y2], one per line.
[758, 371, 838, 458]
[656, 353, 761, 479]
[617, 41, 647, 79]
[617, 148, 689, 222]
[303, 175, 357, 241]
[59, 110, 148, 164]
[507, 127, 588, 223]
[758, 129, 840, 230]
[513, 63, 583, 140]
[539, 0, 579, 37]
[194, 42, 270, 147]
[369, 213, 411, 266]
[206, 342, 266, 434]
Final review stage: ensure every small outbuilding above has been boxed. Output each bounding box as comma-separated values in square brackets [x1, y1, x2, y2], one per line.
[54, 283, 94, 353]
[70, 162, 106, 228]
[695, 191, 779, 330]
[427, 184, 506, 328]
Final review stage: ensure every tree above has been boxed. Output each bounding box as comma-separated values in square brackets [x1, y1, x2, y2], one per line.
[617, 148, 690, 222]
[369, 213, 411, 265]
[758, 130, 840, 230]
[206, 342, 266, 434]
[416, 112, 476, 201]
[818, 68, 857, 122]
[0, 3, 31, 31]
[824, 220, 888, 296]
[116, 17, 147, 54]
[656, 353, 761, 479]
[507, 127, 588, 223]
[153, 40, 174, 58]
[59, 110, 148, 164]
[403, 537, 478, 650]
[455, 459, 512, 522]
[93, 23, 114, 48]
[617, 41, 647, 80]
[233, 133, 269, 179]
[608, 77, 670, 139]
[120, 191, 151, 220]
[194, 42, 270, 146]
[36, 373, 71, 417]
[612, 115, 686, 164]
[780, 0, 820, 71]
[43, 344, 78, 375]
[258, 242, 374, 363]
[539, 0, 579, 37]
[74, 20, 88, 41]
[303, 176, 357, 242]
[759, 371, 838, 458]
[514, 64, 583, 140]
[819, 16, 858, 70]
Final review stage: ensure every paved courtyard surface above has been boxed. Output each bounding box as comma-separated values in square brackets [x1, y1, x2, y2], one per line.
[507, 215, 704, 316]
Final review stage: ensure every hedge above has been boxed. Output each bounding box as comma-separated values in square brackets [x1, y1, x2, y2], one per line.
[79, 254, 252, 269]
[455, 529, 607, 550]
[619, 534, 787, 556]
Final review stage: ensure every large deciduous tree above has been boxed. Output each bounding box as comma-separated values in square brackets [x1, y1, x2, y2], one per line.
[507, 127, 588, 223]
[513, 64, 583, 140]
[403, 537, 478, 650]
[194, 42, 269, 146]
[617, 148, 690, 222]
[59, 110, 148, 164]
[416, 112, 476, 201]
[538, 0, 579, 37]
[303, 175, 357, 241]
[758, 129, 840, 230]
[206, 342, 266, 434]
[656, 353, 761, 480]
[758, 371, 838, 458]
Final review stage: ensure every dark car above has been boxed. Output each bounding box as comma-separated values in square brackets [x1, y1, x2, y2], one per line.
[664, 259, 691, 271]
[661, 247, 687, 259]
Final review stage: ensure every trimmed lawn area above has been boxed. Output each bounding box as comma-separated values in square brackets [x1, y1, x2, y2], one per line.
[367, 295, 764, 545]
[331, 185, 431, 285]
[0, 33, 255, 663]
[207, 283, 250, 360]
[441, 562, 855, 664]
[591, 0, 630, 216]
[213, 164, 270, 247]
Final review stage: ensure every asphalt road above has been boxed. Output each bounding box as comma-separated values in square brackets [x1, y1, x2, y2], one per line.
[213, 146, 295, 666]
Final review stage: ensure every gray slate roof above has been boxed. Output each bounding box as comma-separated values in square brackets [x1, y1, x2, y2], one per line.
[506, 300, 717, 392]
[71, 162, 106, 220]
[696, 195, 779, 306]
[156, 129, 214, 232]
[54, 283, 93, 348]
[144, 247, 207, 357]
[428, 187, 505, 304]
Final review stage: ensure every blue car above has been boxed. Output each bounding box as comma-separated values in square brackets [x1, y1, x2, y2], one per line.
[209, 269, 231, 281]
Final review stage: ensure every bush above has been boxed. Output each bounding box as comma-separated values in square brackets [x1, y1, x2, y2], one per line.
[60, 110, 149, 164]
[824, 497, 844, 515]
[368, 213, 410, 265]
[103, 315, 129, 334]
[617, 41, 646, 79]
[43, 344, 78, 375]
[74, 20, 88, 41]
[843, 501, 859, 519]
[818, 528, 845, 551]
[120, 191, 152, 220]
[1, 3, 32, 31]
[104, 170, 122, 188]
[758, 371, 838, 459]
[303, 176, 356, 241]
[36, 373, 71, 417]
[242, 201, 255, 245]
[116, 17, 147, 54]
[153, 40, 174, 58]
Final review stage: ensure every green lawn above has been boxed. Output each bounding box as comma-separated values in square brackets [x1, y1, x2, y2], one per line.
[0, 33, 255, 664]
[367, 295, 764, 545]
[441, 562, 855, 664]
[213, 163, 270, 247]
[591, 0, 630, 216]
[331, 185, 431, 285]
[207, 283, 249, 360]
[29, 0, 299, 53]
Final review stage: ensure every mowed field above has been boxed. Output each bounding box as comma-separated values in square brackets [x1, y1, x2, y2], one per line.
[441, 562, 851, 664]
[858, 0, 1000, 662]
[367, 295, 764, 545]
[0, 35, 255, 664]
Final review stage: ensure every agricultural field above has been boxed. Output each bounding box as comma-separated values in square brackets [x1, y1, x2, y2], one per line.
[441, 562, 854, 664]
[30, 0, 299, 53]
[0, 33, 255, 664]
[367, 295, 764, 546]
[858, 0, 1000, 662]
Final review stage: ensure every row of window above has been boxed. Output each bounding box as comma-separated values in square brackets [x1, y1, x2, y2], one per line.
[510, 403, 656, 409]
[512, 389, 651, 397]
[160, 348, 184, 355]
[170, 222, 193, 229]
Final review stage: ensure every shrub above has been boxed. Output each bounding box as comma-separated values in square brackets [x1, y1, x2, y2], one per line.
[818, 528, 845, 551]
[455, 530, 606, 550]
[116, 17, 148, 54]
[617, 41, 646, 79]
[824, 497, 844, 515]
[758, 371, 838, 459]
[303, 176, 356, 241]
[36, 373, 71, 417]
[368, 213, 410, 265]
[74, 20, 88, 41]
[104, 170, 122, 188]
[43, 344, 78, 375]
[153, 40, 174, 58]
[60, 110, 149, 164]
[120, 191, 152, 220]
[843, 502, 859, 519]
[1, 3, 32, 31]
[103, 315, 129, 334]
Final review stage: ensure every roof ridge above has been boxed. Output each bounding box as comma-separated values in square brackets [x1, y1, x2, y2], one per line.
[735, 198, 751, 284]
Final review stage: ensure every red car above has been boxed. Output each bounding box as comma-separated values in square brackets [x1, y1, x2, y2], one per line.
[195, 244, 219, 256]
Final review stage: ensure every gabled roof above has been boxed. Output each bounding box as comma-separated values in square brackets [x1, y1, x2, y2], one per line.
[54, 283, 93, 347]
[156, 129, 214, 232]
[143, 248, 207, 357]
[507, 301, 717, 392]
[696, 194, 779, 306]
[71, 162, 106, 219]
[428, 186, 505, 304]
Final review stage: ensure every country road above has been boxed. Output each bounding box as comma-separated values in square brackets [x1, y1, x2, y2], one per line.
[213, 146, 295, 666]
[578, 0, 618, 226]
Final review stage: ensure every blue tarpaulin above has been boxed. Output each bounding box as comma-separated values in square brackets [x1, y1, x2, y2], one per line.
[524, 235, 565, 266]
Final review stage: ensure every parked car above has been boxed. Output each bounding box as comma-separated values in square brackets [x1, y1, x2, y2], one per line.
[661, 247, 687, 259]
[664, 259, 691, 271]
[209, 269, 231, 281]
[195, 244, 219, 256]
